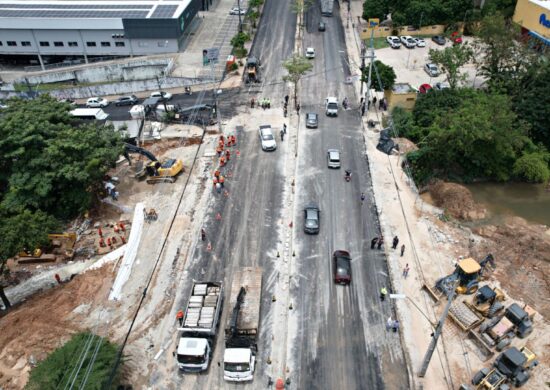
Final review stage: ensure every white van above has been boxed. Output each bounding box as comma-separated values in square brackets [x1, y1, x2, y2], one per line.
[70, 108, 109, 120]
[325, 97, 338, 116]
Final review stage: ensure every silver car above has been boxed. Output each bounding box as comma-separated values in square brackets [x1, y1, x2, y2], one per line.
[306, 112, 318, 128]
[424, 63, 440, 77]
[327, 149, 341, 168]
[259, 125, 277, 151]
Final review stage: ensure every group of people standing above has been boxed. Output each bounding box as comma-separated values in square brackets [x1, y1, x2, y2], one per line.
[370, 235, 405, 256]
[360, 95, 387, 116]
[213, 134, 237, 193]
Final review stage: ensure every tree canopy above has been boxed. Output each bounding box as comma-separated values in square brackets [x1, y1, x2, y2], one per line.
[394, 89, 549, 184]
[25, 332, 120, 390]
[365, 60, 396, 91]
[362, 0, 472, 26]
[283, 54, 313, 102]
[0, 95, 123, 308]
[428, 43, 474, 88]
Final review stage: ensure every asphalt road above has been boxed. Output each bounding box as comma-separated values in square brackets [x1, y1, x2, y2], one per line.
[288, 2, 410, 389]
[169, 0, 296, 387]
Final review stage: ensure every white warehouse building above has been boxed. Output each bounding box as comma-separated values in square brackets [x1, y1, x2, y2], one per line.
[0, 0, 207, 69]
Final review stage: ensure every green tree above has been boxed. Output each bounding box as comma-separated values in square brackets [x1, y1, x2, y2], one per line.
[513, 152, 550, 183]
[512, 59, 550, 151]
[283, 54, 313, 103]
[0, 209, 59, 308]
[230, 32, 250, 49]
[291, 0, 314, 28]
[473, 13, 534, 92]
[248, 0, 264, 8]
[428, 43, 474, 89]
[364, 60, 396, 91]
[25, 332, 120, 390]
[406, 91, 531, 183]
[0, 97, 123, 219]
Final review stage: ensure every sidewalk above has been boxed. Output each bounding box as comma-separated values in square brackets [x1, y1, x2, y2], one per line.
[341, 2, 456, 388]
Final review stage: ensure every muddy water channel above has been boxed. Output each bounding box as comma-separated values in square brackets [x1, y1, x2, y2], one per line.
[465, 182, 550, 226]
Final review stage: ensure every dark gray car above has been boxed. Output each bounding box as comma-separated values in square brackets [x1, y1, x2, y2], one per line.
[306, 112, 318, 128]
[115, 95, 139, 106]
[304, 205, 320, 234]
[432, 35, 446, 45]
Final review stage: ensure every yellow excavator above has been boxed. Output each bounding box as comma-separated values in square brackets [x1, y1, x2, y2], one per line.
[124, 143, 184, 184]
[14, 232, 77, 266]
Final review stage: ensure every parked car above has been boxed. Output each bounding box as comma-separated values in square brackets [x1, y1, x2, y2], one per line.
[434, 82, 450, 90]
[452, 36, 463, 45]
[259, 125, 277, 151]
[318, 21, 326, 31]
[86, 97, 109, 108]
[386, 36, 401, 49]
[414, 37, 426, 47]
[432, 35, 446, 45]
[325, 96, 338, 116]
[229, 7, 246, 15]
[424, 63, 440, 77]
[150, 91, 172, 101]
[333, 250, 352, 285]
[306, 112, 318, 128]
[419, 83, 433, 94]
[303, 204, 320, 234]
[115, 95, 139, 106]
[305, 47, 316, 59]
[400, 35, 416, 48]
[327, 149, 341, 168]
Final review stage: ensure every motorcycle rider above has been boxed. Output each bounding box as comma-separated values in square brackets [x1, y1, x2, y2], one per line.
[345, 169, 352, 180]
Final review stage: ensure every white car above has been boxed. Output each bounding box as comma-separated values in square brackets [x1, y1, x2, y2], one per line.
[400, 35, 416, 48]
[414, 37, 426, 47]
[86, 97, 109, 108]
[150, 91, 172, 101]
[386, 36, 401, 49]
[434, 82, 450, 90]
[327, 149, 341, 168]
[325, 97, 338, 116]
[305, 47, 315, 59]
[259, 125, 277, 151]
[229, 7, 246, 15]
[424, 63, 440, 77]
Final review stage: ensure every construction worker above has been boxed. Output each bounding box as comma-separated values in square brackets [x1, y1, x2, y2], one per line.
[230, 135, 236, 146]
[219, 175, 225, 187]
[220, 155, 226, 167]
[380, 287, 388, 301]
[216, 146, 223, 156]
[213, 176, 219, 186]
[176, 309, 184, 326]
[225, 150, 230, 161]
[251, 98, 255, 108]
[214, 169, 220, 178]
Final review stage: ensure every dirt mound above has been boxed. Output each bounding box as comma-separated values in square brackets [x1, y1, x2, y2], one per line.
[394, 137, 418, 154]
[428, 180, 487, 221]
[471, 217, 550, 318]
[0, 265, 114, 389]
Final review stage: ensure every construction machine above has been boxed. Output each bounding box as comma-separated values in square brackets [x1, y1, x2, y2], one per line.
[467, 285, 506, 318]
[479, 303, 535, 351]
[245, 57, 260, 84]
[468, 347, 538, 389]
[13, 232, 77, 267]
[123, 143, 183, 184]
[428, 255, 495, 299]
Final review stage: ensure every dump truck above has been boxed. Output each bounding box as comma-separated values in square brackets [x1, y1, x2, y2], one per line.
[176, 281, 223, 372]
[467, 346, 539, 389]
[223, 267, 263, 382]
[321, 0, 334, 16]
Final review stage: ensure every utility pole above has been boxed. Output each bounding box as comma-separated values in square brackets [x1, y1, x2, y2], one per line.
[364, 28, 376, 108]
[359, 42, 366, 96]
[237, 0, 243, 33]
[155, 75, 168, 113]
[418, 283, 457, 377]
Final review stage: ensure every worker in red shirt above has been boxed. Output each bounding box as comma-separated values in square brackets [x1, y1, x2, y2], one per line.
[176, 310, 184, 326]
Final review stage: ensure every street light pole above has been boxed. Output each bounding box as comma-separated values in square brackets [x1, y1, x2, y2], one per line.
[237, 0, 243, 33]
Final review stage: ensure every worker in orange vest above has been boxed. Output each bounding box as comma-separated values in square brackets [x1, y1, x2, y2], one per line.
[218, 139, 224, 150]
[216, 146, 222, 156]
[176, 309, 184, 326]
[213, 176, 219, 186]
[219, 175, 225, 187]
[219, 134, 225, 143]
[220, 156, 226, 167]
[214, 169, 220, 178]
[231, 135, 237, 146]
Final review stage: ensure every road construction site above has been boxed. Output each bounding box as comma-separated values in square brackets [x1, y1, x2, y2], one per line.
[1, 0, 550, 389]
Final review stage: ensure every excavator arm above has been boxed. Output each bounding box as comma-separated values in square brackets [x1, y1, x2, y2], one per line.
[123, 143, 158, 165]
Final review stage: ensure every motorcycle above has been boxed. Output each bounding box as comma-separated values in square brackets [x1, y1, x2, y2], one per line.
[345, 170, 352, 182]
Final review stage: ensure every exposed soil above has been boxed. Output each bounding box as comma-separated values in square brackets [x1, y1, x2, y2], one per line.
[428, 180, 487, 221]
[0, 266, 115, 389]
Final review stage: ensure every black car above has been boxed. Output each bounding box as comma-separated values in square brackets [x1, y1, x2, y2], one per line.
[303, 205, 320, 234]
[115, 95, 139, 106]
[432, 35, 446, 45]
[318, 22, 326, 31]
[333, 250, 351, 285]
[306, 112, 318, 128]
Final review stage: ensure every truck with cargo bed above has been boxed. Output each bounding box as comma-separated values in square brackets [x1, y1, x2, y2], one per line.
[223, 267, 263, 382]
[176, 281, 223, 372]
[321, 0, 334, 16]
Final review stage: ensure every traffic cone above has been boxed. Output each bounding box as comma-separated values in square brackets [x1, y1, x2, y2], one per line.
[216, 213, 222, 220]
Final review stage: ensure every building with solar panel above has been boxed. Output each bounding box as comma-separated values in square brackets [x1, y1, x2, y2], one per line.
[0, 0, 206, 68]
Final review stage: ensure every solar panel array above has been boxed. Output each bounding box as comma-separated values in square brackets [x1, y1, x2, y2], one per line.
[0, 2, 181, 18]
[150, 4, 177, 18]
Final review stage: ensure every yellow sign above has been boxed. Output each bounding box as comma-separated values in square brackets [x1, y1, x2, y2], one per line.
[368, 18, 380, 27]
